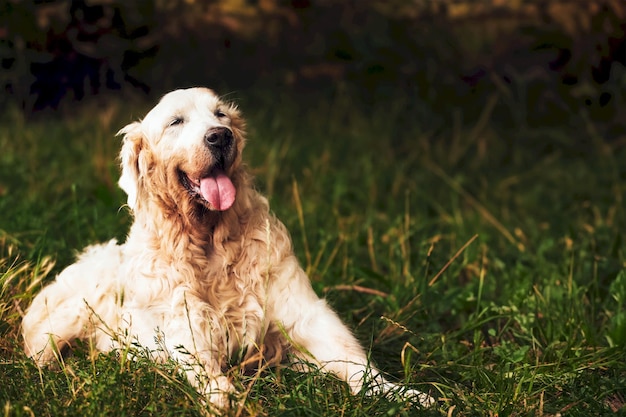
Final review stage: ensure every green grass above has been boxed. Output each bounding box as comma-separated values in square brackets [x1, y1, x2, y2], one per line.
[1, 88, 625, 416]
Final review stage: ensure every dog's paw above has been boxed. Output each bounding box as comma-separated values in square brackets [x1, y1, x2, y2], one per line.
[401, 387, 436, 408]
[202, 375, 237, 410]
[369, 381, 436, 408]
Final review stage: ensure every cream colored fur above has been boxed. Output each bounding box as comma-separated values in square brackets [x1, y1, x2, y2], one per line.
[22, 88, 434, 409]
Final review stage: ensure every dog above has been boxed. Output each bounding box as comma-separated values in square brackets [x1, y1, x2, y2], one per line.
[22, 87, 434, 409]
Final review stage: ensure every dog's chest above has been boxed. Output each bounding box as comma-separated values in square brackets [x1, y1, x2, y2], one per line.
[199, 265, 270, 345]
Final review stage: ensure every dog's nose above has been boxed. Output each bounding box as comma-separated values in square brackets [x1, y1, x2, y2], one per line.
[204, 127, 233, 149]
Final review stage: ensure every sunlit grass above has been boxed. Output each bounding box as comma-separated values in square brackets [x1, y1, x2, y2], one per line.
[1, 87, 625, 415]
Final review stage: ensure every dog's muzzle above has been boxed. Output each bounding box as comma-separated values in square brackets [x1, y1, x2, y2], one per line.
[179, 127, 237, 211]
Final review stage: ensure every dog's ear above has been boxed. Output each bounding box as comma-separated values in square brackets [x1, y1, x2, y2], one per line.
[117, 122, 145, 210]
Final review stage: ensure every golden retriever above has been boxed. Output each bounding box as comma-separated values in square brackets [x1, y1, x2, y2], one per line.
[22, 87, 434, 409]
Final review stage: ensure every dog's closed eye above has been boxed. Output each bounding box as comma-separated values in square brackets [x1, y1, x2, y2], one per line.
[169, 117, 184, 127]
[214, 109, 227, 119]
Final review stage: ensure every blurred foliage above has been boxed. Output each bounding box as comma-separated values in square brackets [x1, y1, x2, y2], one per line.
[1, 0, 625, 134]
[0, 0, 157, 109]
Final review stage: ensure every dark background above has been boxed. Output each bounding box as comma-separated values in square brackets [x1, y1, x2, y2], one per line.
[1, 0, 625, 135]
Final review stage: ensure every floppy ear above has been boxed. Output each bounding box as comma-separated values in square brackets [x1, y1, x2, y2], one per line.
[117, 122, 144, 210]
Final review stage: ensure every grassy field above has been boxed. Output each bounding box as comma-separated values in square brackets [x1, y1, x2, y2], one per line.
[1, 87, 625, 416]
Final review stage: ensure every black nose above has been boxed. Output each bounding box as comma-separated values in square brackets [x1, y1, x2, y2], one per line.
[204, 127, 233, 149]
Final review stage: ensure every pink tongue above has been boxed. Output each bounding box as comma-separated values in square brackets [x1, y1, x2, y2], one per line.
[199, 173, 236, 211]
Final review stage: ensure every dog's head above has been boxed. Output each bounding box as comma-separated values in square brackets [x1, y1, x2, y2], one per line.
[117, 88, 246, 219]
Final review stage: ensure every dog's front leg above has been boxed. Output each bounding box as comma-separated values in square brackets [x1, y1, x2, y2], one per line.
[163, 289, 236, 409]
[269, 263, 434, 407]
